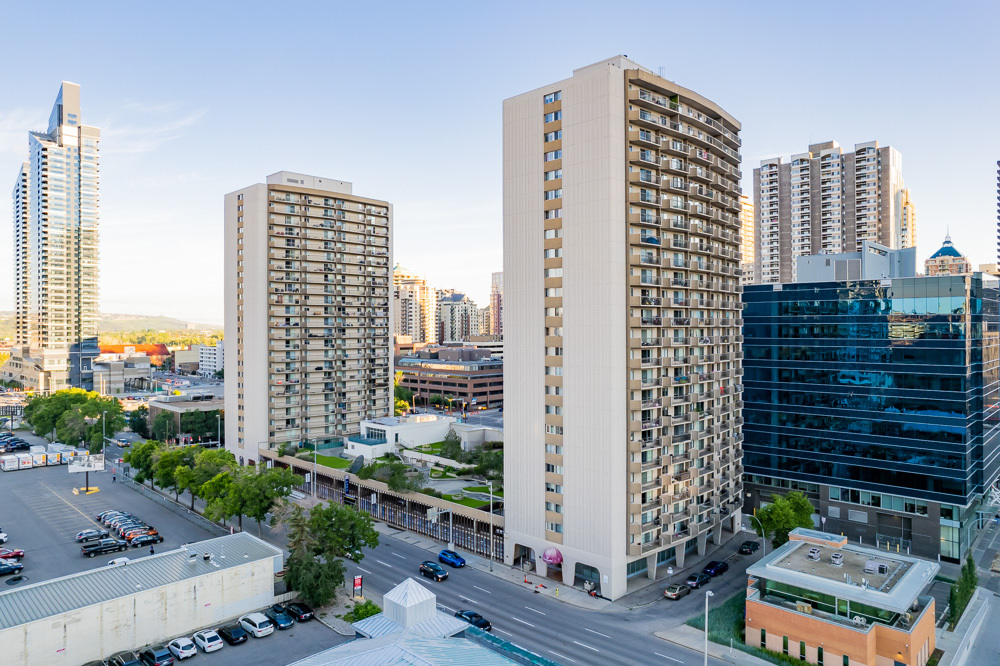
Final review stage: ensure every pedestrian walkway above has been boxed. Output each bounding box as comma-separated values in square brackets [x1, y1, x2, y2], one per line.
[654, 625, 776, 666]
[938, 586, 993, 666]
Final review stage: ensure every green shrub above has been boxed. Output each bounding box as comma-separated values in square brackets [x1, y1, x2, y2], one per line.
[343, 599, 381, 623]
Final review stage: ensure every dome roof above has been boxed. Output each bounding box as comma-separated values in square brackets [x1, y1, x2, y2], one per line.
[929, 235, 965, 259]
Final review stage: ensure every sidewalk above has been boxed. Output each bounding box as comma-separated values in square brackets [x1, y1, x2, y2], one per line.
[654, 625, 776, 665]
[372, 522, 613, 611]
[937, 586, 993, 666]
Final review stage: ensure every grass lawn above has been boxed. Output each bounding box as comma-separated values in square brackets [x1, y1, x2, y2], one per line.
[314, 454, 352, 469]
[444, 495, 491, 509]
[430, 469, 456, 479]
[463, 485, 504, 497]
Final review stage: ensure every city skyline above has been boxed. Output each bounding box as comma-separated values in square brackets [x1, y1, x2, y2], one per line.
[0, 2, 998, 323]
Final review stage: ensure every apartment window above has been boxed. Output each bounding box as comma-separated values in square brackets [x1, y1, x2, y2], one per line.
[545, 384, 563, 395]
[546, 347, 563, 356]
[544, 130, 562, 142]
[760, 629, 766, 649]
[545, 501, 563, 513]
[545, 307, 563, 316]
[544, 189, 563, 200]
[543, 91, 562, 103]
[842, 657, 848, 666]
[545, 405, 562, 415]
[545, 288, 563, 297]
[545, 444, 563, 455]
[545, 464, 563, 474]
[546, 522, 564, 533]
[544, 209, 563, 219]
[545, 366, 563, 376]
[544, 268, 563, 278]
[546, 327, 563, 336]
[544, 150, 563, 162]
[545, 482, 563, 493]
[544, 248, 563, 258]
[783, 636, 788, 655]
[545, 425, 563, 436]
[544, 169, 563, 181]
[543, 110, 562, 123]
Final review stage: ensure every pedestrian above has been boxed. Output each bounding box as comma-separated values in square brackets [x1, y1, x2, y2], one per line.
[112, 474, 116, 483]
[149, 546, 155, 556]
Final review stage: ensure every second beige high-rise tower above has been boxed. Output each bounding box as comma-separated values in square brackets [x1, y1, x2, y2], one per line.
[503, 57, 745, 600]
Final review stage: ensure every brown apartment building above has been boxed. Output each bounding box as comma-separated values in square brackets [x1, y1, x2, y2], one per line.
[396, 347, 503, 410]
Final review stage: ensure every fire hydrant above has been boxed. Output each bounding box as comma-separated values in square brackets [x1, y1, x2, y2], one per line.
[555, 587, 559, 597]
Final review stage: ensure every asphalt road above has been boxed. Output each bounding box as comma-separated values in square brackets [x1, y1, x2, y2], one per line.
[343, 536, 734, 666]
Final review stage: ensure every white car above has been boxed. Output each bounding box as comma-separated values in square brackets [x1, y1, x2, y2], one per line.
[168, 637, 197, 660]
[0, 531, 7, 544]
[107, 557, 130, 567]
[239, 612, 275, 638]
[192, 629, 224, 652]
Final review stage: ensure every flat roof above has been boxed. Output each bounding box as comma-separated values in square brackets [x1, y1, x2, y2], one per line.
[747, 529, 938, 614]
[0, 532, 281, 630]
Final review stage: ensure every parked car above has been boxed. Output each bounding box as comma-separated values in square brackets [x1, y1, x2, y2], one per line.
[0, 530, 7, 544]
[664, 583, 692, 600]
[454, 609, 491, 631]
[438, 549, 466, 568]
[419, 561, 449, 581]
[76, 528, 111, 542]
[108, 557, 130, 566]
[217, 624, 248, 645]
[97, 509, 121, 521]
[82, 538, 128, 557]
[703, 560, 729, 577]
[239, 612, 275, 638]
[0, 547, 24, 561]
[0, 561, 24, 576]
[138, 644, 174, 666]
[108, 650, 142, 666]
[192, 629, 224, 652]
[130, 534, 164, 548]
[124, 527, 158, 541]
[167, 637, 197, 660]
[685, 572, 711, 589]
[738, 540, 760, 555]
[118, 438, 130, 447]
[264, 604, 295, 629]
[284, 601, 314, 622]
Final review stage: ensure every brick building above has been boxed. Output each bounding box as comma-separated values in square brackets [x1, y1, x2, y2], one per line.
[395, 347, 503, 409]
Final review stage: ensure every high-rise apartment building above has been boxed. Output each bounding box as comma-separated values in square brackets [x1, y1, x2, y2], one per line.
[739, 194, 754, 285]
[753, 141, 910, 284]
[489, 271, 503, 335]
[742, 271, 999, 561]
[437, 290, 479, 342]
[3, 83, 100, 392]
[503, 56, 745, 599]
[224, 172, 392, 464]
[477, 305, 491, 337]
[924, 234, 971, 276]
[393, 265, 438, 344]
[897, 187, 916, 250]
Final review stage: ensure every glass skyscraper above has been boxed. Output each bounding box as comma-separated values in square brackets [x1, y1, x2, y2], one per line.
[742, 275, 999, 561]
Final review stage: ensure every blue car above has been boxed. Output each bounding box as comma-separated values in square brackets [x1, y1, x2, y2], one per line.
[438, 549, 466, 568]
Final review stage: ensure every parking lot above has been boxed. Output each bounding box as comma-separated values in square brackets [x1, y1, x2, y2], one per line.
[155, 620, 350, 666]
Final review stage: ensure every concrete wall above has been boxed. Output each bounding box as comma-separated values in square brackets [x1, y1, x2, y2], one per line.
[1, 557, 276, 666]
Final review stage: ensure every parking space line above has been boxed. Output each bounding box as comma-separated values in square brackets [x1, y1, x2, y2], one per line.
[39, 482, 102, 528]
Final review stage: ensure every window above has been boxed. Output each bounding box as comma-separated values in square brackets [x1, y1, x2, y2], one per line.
[545, 425, 563, 436]
[544, 150, 563, 162]
[545, 464, 563, 474]
[543, 91, 562, 103]
[545, 288, 563, 297]
[546, 522, 563, 533]
[544, 169, 563, 181]
[545, 501, 563, 513]
[817, 647, 823, 665]
[800, 641, 805, 661]
[544, 248, 563, 258]
[545, 365, 563, 375]
[544, 209, 563, 219]
[544, 130, 563, 142]
[546, 327, 563, 336]
[546, 347, 563, 356]
[783, 636, 788, 655]
[760, 629, 766, 649]
[545, 307, 563, 316]
[544, 189, 563, 200]
[842, 656, 848, 666]
[545, 384, 563, 395]
[544, 228, 563, 239]
[545, 405, 562, 415]
[543, 110, 562, 123]
[544, 268, 563, 278]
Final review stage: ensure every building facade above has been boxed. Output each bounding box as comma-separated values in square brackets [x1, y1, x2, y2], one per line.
[224, 171, 392, 463]
[198, 340, 224, 377]
[742, 274, 1000, 561]
[478, 305, 491, 336]
[754, 141, 911, 284]
[924, 235, 971, 276]
[503, 56, 745, 599]
[4, 82, 100, 392]
[739, 193, 754, 285]
[395, 347, 503, 409]
[393, 265, 438, 344]
[897, 187, 917, 250]
[490, 271, 503, 335]
[437, 290, 479, 342]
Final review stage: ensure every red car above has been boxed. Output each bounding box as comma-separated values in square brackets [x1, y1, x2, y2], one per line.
[0, 547, 24, 561]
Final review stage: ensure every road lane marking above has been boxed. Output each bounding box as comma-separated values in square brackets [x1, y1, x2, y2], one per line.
[655, 652, 683, 663]
[473, 585, 492, 593]
[573, 640, 599, 652]
[511, 617, 535, 628]
[460, 596, 478, 605]
[585, 627, 612, 639]
[549, 650, 576, 663]
[391, 552, 406, 559]
[524, 606, 546, 615]
[375, 559, 393, 568]
[357, 567, 371, 574]
[494, 628, 513, 636]
[437, 603, 455, 612]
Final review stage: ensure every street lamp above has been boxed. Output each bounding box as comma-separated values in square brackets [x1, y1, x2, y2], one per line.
[487, 480, 494, 572]
[102, 410, 108, 460]
[704, 590, 715, 666]
[216, 413, 221, 447]
[747, 514, 767, 557]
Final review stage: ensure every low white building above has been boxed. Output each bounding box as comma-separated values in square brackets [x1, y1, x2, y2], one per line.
[198, 340, 224, 378]
[0, 532, 281, 666]
[344, 414, 455, 462]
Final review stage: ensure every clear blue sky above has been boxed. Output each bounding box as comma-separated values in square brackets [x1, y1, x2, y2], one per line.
[1, 0, 997, 324]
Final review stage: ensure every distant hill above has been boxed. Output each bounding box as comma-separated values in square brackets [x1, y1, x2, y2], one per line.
[0, 311, 221, 341]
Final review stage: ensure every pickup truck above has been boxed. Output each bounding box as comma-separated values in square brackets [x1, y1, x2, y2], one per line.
[81, 538, 128, 558]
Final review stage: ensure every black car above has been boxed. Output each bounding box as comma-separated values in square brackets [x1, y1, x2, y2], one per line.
[264, 604, 295, 629]
[138, 645, 174, 666]
[76, 528, 111, 542]
[130, 534, 164, 548]
[419, 561, 448, 581]
[284, 601, 314, 621]
[217, 624, 249, 645]
[0, 561, 24, 576]
[685, 572, 711, 589]
[108, 650, 142, 666]
[703, 560, 729, 577]
[454, 609, 492, 631]
[738, 540, 760, 555]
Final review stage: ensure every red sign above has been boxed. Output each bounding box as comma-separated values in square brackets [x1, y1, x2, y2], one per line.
[354, 575, 363, 591]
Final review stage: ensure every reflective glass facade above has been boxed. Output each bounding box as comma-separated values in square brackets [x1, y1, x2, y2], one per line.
[742, 276, 1000, 507]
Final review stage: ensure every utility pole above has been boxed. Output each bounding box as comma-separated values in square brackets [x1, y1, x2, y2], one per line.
[487, 480, 494, 571]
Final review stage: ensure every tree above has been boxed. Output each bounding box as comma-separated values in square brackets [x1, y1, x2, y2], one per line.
[214, 368, 224, 379]
[753, 492, 816, 549]
[439, 430, 463, 461]
[221, 465, 302, 535]
[124, 440, 163, 489]
[55, 409, 89, 446]
[394, 398, 409, 417]
[152, 411, 177, 441]
[128, 405, 150, 438]
[153, 446, 196, 502]
[202, 470, 235, 525]
[307, 502, 380, 562]
[179, 447, 236, 510]
[285, 555, 345, 607]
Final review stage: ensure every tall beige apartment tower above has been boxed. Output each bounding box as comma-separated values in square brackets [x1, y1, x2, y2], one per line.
[503, 56, 745, 600]
[393, 265, 438, 344]
[753, 140, 911, 284]
[739, 194, 754, 285]
[224, 172, 392, 464]
[489, 271, 504, 335]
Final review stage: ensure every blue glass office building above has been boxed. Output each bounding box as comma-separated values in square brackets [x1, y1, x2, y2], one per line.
[742, 274, 999, 561]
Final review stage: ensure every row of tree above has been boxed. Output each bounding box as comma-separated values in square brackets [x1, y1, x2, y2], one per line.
[24, 388, 127, 452]
[124, 441, 300, 535]
[99, 329, 222, 347]
[124, 405, 223, 444]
